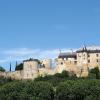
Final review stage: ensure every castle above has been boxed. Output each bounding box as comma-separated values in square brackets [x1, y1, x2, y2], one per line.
[0, 45, 100, 80]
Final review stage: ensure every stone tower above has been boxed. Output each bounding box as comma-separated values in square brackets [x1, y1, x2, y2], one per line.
[23, 58, 39, 79]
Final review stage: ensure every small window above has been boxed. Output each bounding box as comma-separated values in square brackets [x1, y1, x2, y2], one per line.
[97, 59, 99, 63]
[96, 54, 99, 57]
[61, 62, 63, 65]
[88, 54, 90, 57]
[88, 60, 90, 63]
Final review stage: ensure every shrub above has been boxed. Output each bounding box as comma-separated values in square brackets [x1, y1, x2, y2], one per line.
[0, 66, 5, 72]
[0, 81, 54, 100]
[89, 67, 100, 79]
[55, 80, 100, 100]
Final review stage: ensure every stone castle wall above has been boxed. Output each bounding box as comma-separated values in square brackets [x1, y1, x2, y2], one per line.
[0, 47, 100, 80]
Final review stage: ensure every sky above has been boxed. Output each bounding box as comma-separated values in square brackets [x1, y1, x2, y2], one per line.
[0, 0, 100, 70]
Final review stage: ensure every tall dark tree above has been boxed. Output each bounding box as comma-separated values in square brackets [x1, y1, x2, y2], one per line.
[16, 61, 18, 67]
[9, 62, 11, 72]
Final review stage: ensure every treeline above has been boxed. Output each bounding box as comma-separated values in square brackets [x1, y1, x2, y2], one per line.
[0, 67, 100, 100]
[0, 79, 100, 100]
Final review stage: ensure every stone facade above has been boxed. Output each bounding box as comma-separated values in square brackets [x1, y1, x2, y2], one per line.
[23, 59, 39, 79]
[55, 46, 100, 77]
[41, 59, 52, 69]
[0, 46, 100, 80]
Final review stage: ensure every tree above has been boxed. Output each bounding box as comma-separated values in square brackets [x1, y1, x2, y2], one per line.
[89, 67, 100, 79]
[15, 63, 23, 71]
[0, 66, 5, 72]
[0, 81, 54, 100]
[61, 70, 69, 77]
[55, 80, 100, 100]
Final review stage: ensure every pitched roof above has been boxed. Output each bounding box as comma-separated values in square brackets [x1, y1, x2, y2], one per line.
[58, 52, 77, 59]
[77, 46, 100, 53]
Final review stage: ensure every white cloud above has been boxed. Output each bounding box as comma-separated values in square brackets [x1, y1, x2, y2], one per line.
[3, 48, 40, 57]
[0, 48, 77, 64]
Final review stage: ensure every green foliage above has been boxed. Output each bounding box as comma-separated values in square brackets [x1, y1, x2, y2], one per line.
[0, 77, 13, 86]
[84, 95, 98, 100]
[1, 70, 100, 100]
[0, 66, 5, 72]
[88, 73, 96, 79]
[89, 67, 100, 79]
[35, 70, 77, 86]
[15, 63, 23, 71]
[55, 80, 100, 100]
[0, 81, 54, 100]
[55, 70, 69, 78]
[90, 67, 99, 74]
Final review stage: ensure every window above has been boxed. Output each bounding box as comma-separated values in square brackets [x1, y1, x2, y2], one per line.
[97, 59, 99, 63]
[88, 54, 90, 57]
[61, 62, 63, 65]
[96, 54, 99, 57]
[88, 60, 90, 63]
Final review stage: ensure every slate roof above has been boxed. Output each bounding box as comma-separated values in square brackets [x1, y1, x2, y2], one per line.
[58, 52, 77, 59]
[77, 46, 100, 53]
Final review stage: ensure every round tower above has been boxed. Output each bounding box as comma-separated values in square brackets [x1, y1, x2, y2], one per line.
[23, 58, 39, 79]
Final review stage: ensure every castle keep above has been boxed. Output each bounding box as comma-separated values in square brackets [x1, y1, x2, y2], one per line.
[0, 46, 100, 80]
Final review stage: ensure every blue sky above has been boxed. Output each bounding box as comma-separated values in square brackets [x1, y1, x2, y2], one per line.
[0, 0, 100, 70]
